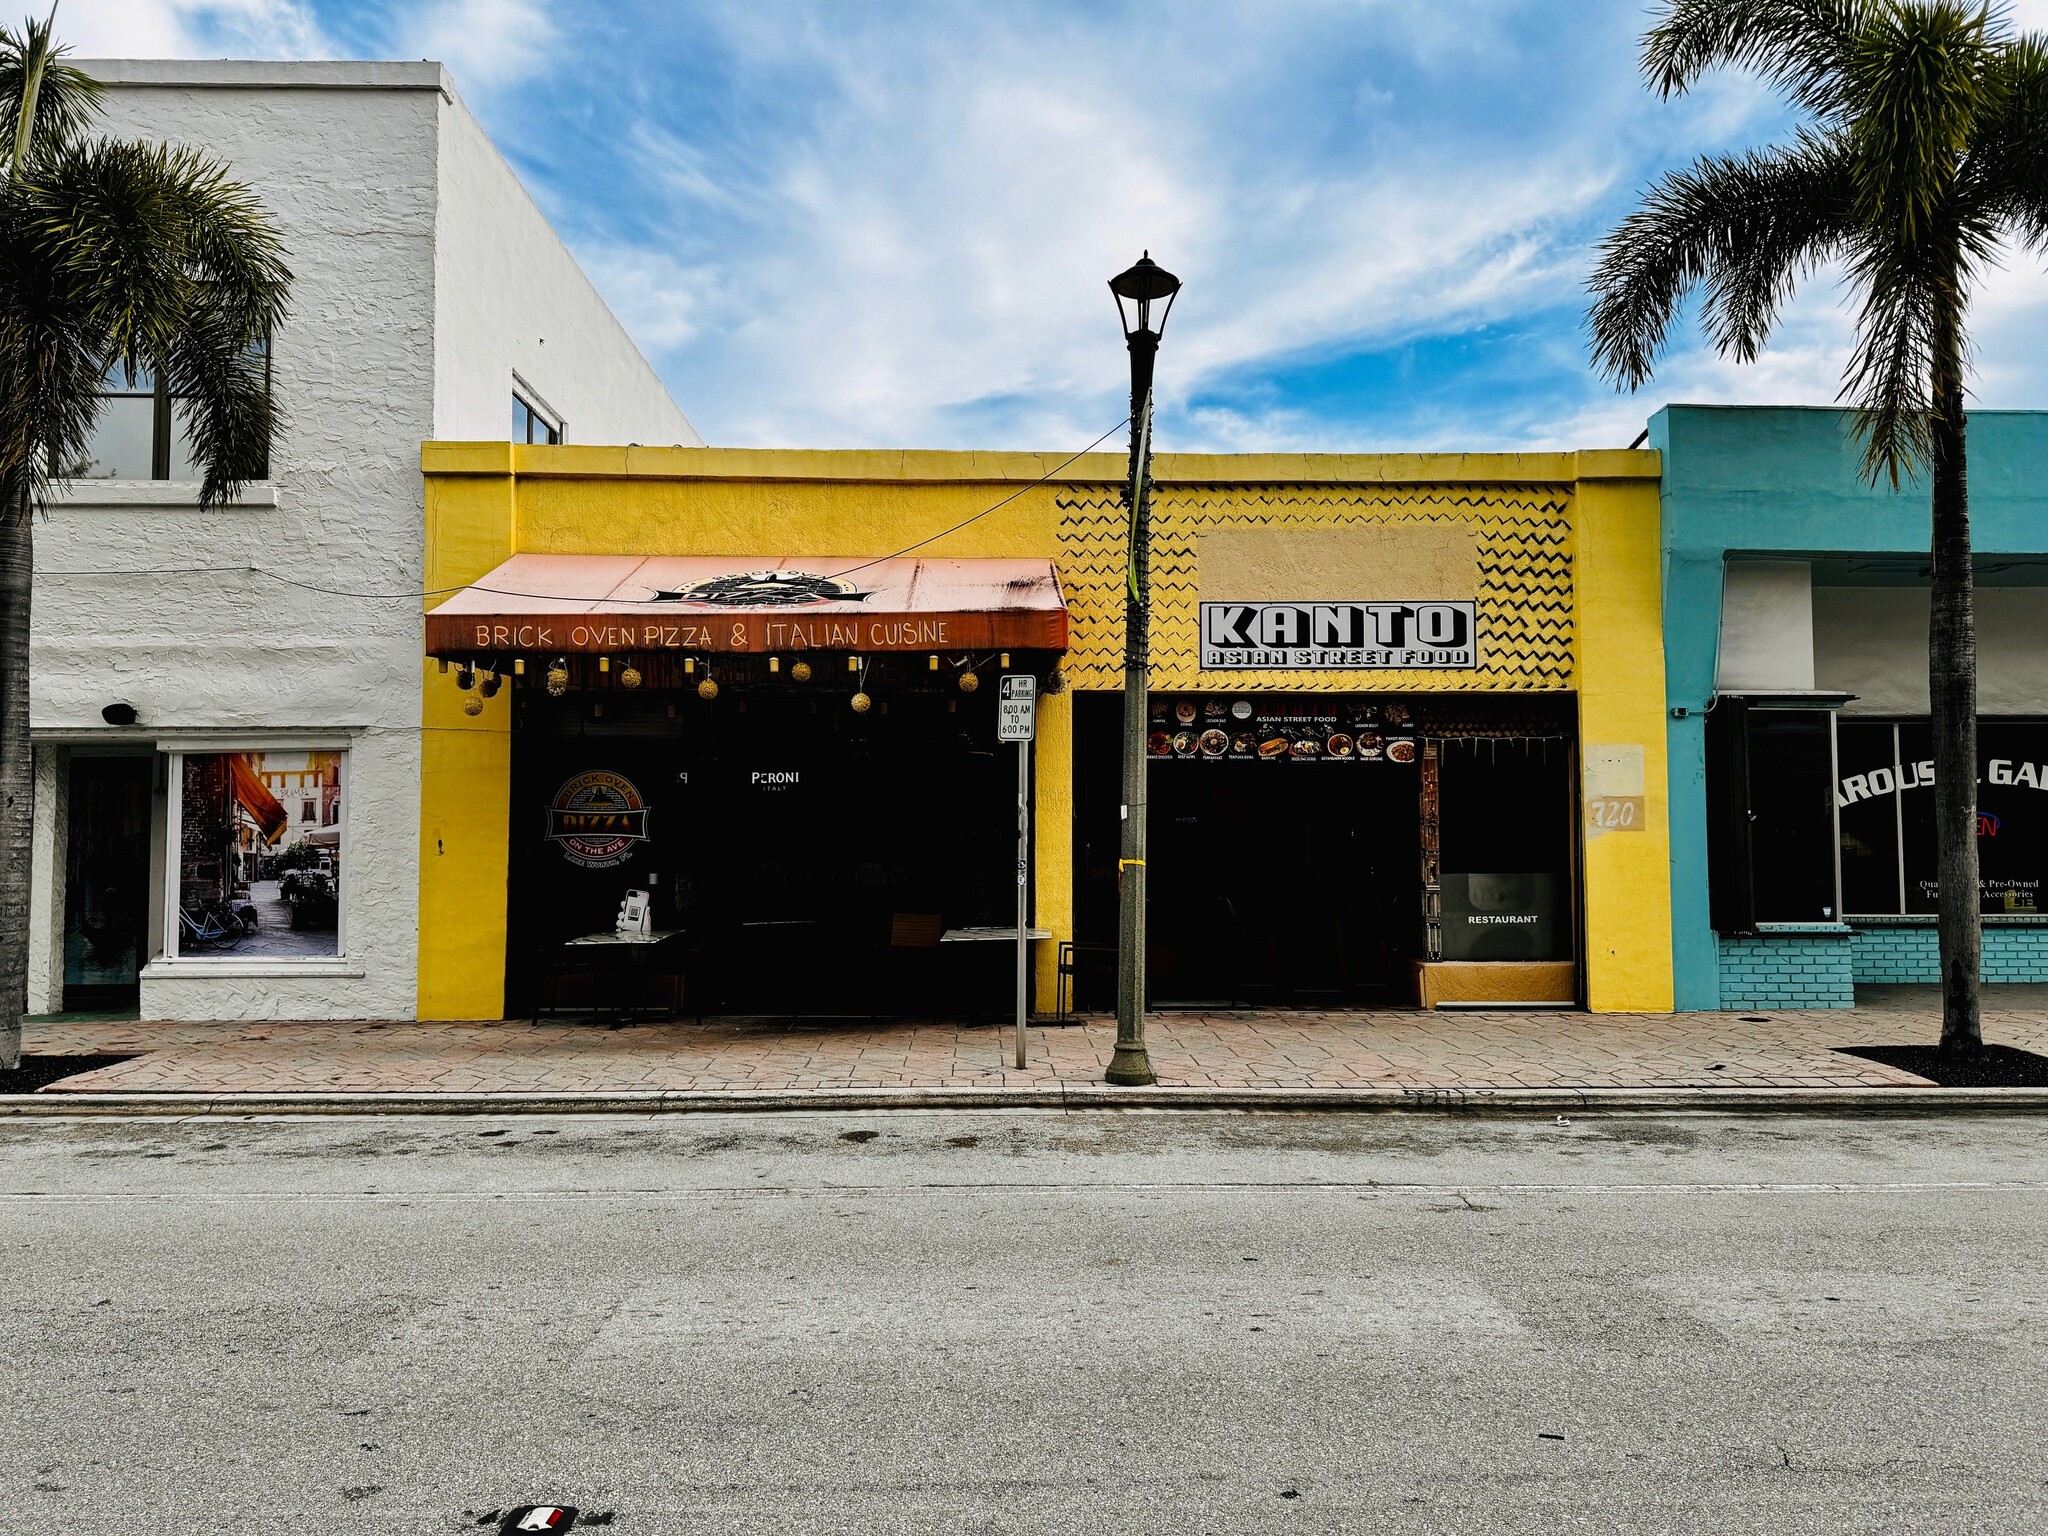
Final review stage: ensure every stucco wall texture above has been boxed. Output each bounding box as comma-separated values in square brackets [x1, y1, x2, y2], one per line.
[30, 61, 695, 1020]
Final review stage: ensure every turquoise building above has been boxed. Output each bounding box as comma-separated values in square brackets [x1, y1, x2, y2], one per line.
[1655, 405, 2048, 1010]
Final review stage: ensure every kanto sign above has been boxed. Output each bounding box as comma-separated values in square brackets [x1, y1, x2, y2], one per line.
[545, 770, 650, 868]
[1200, 601, 1477, 670]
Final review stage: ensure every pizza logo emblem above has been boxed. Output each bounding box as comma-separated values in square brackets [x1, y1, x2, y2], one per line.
[655, 569, 864, 607]
[545, 770, 650, 868]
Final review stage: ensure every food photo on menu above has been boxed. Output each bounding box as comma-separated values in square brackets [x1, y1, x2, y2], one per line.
[1147, 696, 1417, 763]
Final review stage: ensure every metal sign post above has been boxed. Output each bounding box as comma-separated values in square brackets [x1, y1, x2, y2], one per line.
[998, 676, 1037, 1069]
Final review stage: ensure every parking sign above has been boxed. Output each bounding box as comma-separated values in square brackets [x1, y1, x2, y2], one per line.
[998, 675, 1036, 742]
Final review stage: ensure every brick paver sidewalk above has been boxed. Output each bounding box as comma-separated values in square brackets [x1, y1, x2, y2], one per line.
[19, 1003, 2048, 1095]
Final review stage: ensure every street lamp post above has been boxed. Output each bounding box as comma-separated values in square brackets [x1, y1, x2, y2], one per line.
[1105, 252, 1180, 1087]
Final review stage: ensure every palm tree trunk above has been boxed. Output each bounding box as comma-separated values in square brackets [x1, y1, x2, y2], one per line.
[0, 482, 32, 1071]
[1927, 306, 1981, 1054]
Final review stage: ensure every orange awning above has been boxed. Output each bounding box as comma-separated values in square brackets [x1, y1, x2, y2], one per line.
[229, 754, 290, 844]
[425, 555, 1069, 657]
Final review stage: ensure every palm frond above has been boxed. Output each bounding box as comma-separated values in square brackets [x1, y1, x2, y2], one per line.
[1972, 30, 2048, 248]
[0, 136, 291, 511]
[1846, 1, 1998, 243]
[1588, 134, 1856, 388]
[1642, 0, 1866, 115]
[0, 10, 102, 172]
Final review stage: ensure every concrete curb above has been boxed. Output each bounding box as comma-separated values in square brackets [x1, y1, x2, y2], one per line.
[6, 1084, 2048, 1116]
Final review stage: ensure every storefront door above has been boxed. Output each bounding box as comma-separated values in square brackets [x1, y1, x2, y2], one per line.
[62, 754, 154, 1012]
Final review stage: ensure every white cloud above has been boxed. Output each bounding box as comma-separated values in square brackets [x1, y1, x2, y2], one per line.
[393, 0, 556, 94]
[58, 0, 330, 58]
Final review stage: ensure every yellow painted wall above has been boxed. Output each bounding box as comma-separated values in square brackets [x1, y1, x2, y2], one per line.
[418, 443, 1669, 1016]
[416, 459, 517, 1020]
[1573, 472, 1676, 1010]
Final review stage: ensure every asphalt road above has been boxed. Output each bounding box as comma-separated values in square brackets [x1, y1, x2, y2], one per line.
[3, 1110, 2045, 1534]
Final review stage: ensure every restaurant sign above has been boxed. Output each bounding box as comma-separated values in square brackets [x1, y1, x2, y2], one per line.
[545, 770, 650, 868]
[1200, 601, 1477, 670]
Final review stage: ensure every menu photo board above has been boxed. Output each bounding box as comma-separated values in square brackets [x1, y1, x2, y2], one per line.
[1146, 695, 1419, 763]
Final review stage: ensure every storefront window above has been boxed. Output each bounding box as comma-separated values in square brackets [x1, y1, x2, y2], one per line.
[173, 749, 345, 958]
[1837, 720, 2048, 915]
[1707, 703, 1840, 929]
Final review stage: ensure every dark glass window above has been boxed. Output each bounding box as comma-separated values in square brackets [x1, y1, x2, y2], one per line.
[72, 339, 271, 481]
[1980, 723, 2048, 914]
[1745, 710, 1839, 922]
[1706, 702, 1841, 930]
[513, 392, 562, 445]
[1836, 720, 1905, 914]
[1831, 718, 2048, 916]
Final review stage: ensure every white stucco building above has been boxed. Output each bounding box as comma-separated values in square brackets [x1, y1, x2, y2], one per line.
[26, 60, 698, 1020]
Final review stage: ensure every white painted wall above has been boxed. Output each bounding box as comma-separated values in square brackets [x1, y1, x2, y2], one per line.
[30, 61, 694, 1021]
[1815, 586, 2048, 715]
[432, 91, 701, 446]
[1716, 560, 1816, 692]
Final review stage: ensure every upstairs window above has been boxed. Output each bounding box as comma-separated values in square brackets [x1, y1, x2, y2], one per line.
[72, 338, 272, 481]
[513, 391, 562, 445]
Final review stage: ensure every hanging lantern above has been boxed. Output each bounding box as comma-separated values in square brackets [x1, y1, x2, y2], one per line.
[480, 671, 503, 698]
[1044, 665, 1068, 695]
[620, 661, 642, 689]
[455, 665, 476, 691]
[958, 669, 979, 693]
[697, 676, 719, 701]
[462, 692, 485, 717]
[545, 660, 570, 697]
[791, 659, 812, 683]
[850, 691, 872, 714]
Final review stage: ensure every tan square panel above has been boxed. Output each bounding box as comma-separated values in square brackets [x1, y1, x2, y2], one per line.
[1198, 524, 1478, 605]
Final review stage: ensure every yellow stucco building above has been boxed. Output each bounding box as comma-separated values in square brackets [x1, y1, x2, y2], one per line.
[418, 442, 1673, 1021]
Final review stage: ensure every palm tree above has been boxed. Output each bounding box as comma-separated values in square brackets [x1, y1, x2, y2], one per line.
[0, 8, 291, 1070]
[1590, 0, 2048, 1054]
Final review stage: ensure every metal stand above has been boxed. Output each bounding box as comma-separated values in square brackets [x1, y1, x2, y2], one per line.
[1016, 736, 1029, 1069]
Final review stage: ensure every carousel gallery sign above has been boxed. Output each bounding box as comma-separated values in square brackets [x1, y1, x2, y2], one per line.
[1199, 601, 1478, 670]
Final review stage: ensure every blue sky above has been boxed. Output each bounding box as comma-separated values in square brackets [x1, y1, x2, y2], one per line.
[74, 0, 2048, 452]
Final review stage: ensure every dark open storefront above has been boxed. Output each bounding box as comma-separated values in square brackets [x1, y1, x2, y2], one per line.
[1073, 692, 1576, 1008]
[505, 669, 1040, 1019]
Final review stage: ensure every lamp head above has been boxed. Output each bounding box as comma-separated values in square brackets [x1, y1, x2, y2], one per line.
[1109, 251, 1181, 340]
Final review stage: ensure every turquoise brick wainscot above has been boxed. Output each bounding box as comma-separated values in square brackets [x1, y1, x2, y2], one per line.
[1717, 925, 1856, 1009]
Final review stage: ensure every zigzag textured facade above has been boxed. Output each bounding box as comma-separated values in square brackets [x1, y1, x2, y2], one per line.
[1055, 482, 1576, 692]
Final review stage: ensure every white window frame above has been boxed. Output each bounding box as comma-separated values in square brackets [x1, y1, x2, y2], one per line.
[153, 738, 354, 976]
[512, 374, 564, 445]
